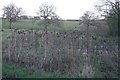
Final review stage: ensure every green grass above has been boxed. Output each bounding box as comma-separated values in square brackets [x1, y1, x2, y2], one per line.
[3, 63, 33, 78]
[2, 63, 70, 78]
[2, 20, 41, 29]
[2, 19, 80, 30]
[62, 21, 79, 30]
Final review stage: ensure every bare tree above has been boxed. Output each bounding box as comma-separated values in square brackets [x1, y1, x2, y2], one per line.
[37, 3, 61, 29]
[80, 11, 98, 55]
[95, 0, 120, 36]
[80, 11, 98, 32]
[37, 3, 61, 60]
[37, 3, 56, 19]
[2, 3, 24, 29]
[95, 0, 120, 17]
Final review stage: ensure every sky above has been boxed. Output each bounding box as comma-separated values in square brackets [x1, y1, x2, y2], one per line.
[0, 0, 98, 19]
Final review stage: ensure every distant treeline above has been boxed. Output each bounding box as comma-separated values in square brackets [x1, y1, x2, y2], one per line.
[65, 19, 80, 21]
[1, 16, 105, 22]
[2, 15, 40, 20]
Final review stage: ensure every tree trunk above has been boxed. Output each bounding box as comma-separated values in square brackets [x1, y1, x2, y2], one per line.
[44, 19, 48, 61]
[9, 19, 12, 29]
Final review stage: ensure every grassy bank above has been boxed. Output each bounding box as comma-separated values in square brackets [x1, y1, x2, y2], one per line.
[2, 63, 70, 78]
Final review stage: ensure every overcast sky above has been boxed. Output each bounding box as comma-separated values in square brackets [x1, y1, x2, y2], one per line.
[0, 0, 98, 19]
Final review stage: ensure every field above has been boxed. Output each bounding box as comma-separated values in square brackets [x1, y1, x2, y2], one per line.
[1, 19, 119, 78]
[2, 20, 79, 30]
[2, 20, 79, 40]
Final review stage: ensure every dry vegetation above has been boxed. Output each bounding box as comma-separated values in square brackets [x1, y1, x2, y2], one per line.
[2, 28, 118, 78]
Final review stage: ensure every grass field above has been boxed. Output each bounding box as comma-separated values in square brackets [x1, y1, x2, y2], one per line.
[2, 20, 80, 30]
